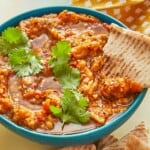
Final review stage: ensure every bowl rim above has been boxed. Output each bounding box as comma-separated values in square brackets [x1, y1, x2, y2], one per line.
[0, 6, 127, 30]
[0, 5, 147, 146]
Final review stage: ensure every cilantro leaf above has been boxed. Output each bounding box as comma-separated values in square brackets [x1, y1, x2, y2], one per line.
[58, 67, 80, 89]
[78, 97, 89, 109]
[0, 38, 13, 55]
[61, 113, 79, 125]
[49, 41, 80, 89]
[2, 27, 28, 45]
[50, 89, 90, 125]
[50, 106, 62, 118]
[62, 89, 89, 124]
[0, 27, 29, 55]
[8, 48, 43, 77]
[52, 41, 71, 57]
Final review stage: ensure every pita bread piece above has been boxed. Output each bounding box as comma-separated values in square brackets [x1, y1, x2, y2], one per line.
[102, 121, 149, 150]
[58, 144, 96, 150]
[96, 135, 118, 150]
[101, 24, 150, 88]
[126, 135, 150, 150]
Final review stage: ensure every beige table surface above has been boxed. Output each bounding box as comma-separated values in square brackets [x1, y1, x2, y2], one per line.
[0, 1, 150, 150]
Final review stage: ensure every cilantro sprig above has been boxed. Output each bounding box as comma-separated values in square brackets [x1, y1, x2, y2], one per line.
[2, 27, 28, 45]
[49, 41, 90, 126]
[49, 41, 80, 89]
[50, 89, 90, 128]
[0, 27, 43, 77]
[9, 48, 43, 77]
[0, 27, 28, 55]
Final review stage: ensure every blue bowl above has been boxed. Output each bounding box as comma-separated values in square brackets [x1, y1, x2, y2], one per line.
[0, 6, 147, 147]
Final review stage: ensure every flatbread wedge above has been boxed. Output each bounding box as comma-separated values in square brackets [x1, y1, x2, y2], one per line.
[96, 135, 118, 149]
[101, 24, 150, 88]
[58, 144, 96, 150]
[102, 121, 149, 150]
[126, 135, 150, 150]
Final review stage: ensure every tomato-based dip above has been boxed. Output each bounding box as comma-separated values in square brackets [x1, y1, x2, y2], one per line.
[0, 10, 142, 134]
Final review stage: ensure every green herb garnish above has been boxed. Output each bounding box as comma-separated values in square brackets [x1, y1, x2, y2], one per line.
[50, 89, 90, 127]
[0, 27, 43, 77]
[49, 41, 80, 89]
[9, 48, 43, 77]
[2, 27, 28, 45]
[49, 41, 90, 126]
[0, 27, 28, 55]
[0, 38, 13, 55]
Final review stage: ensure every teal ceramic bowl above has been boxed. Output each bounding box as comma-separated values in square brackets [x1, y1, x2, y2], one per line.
[0, 6, 147, 147]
